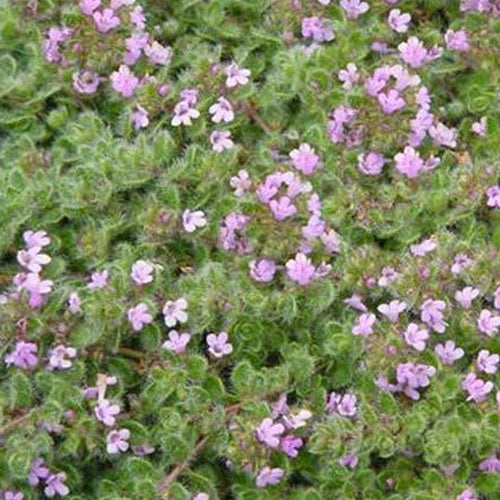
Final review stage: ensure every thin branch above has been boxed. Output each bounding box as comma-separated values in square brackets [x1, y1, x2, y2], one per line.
[0, 411, 33, 437]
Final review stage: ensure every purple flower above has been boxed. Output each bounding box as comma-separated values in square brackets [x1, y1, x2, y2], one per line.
[144, 41, 171, 66]
[398, 37, 429, 68]
[457, 488, 477, 500]
[5, 341, 38, 369]
[249, 259, 276, 283]
[66, 292, 81, 314]
[19, 273, 53, 308]
[44, 472, 70, 497]
[72, 70, 100, 94]
[286, 253, 316, 286]
[388, 9, 411, 33]
[87, 270, 109, 290]
[163, 298, 188, 327]
[339, 454, 359, 468]
[225, 62, 250, 88]
[445, 29, 470, 52]
[17, 246, 51, 273]
[378, 267, 401, 287]
[394, 146, 424, 179]
[352, 313, 376, 337]
[451, 253, 473, 275]
[338, 63, 359, 90]
[171, 101, 200, 126]
[280, 435, 303, 458]
[110, 65, 139, 98]
[403, 323, 429, 351]
[127, 303, 153, 332]
[289, 143, 321, 175]
[49, 345, 77, 370]
[301, 17, 335, 42]
[435, 341, 464, 365]
[94, 398, 120, 426]
[230, 169, 251, 196]
[269, 196, 297, 221]
[210, 130, 234, 152]
[479, 455, 500, 473]
[162, 330, 191, 354]
[357, 151, 385, 175]
[472, 116, 487, 137]
[410, 238, 437, 256]
[462, 372, 493, 402]
[325, 392, 357, 417]
[378, 300, 407, 323]
[283, 409, 312, 430]
[106, 428, 130, 454]
[23, 230, 50, 249]
[344, 294, 367, 312]
[429, 122, 458, 148]
[131, 260, 154, 285]
[255, 418, 284, 448]
[131, 105, 149, 130]
[206, 332, 233, 358]
[455, 286, 480, 309]
[321, 229, 341, 254]
[397, 362, 436, 400]
[477, 309, 500, 336]
[124, 32, 149, 65]
[486, 185, 500, 208]
[476, 349, 499, 374]
[421, 299, 447, 333]
[130, 6, 146, 29]
[378, 89, 406, 114]
[28, 457, 50, 486]
[182, 209, 207, 233]
[93, 8, 120, 33]
[209, 97, 234, 123]
[79, 0, 101, 15]
[340, 0, 370, 19]
[256, 466, 284, 488]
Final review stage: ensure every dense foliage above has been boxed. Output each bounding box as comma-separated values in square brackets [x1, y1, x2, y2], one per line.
[1, 0, 500, 498]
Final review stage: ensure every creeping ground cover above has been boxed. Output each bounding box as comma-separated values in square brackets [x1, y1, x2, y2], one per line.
[1, 0, 500, 498]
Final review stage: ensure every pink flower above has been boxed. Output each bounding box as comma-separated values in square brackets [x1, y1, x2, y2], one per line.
[49, 345, 77, 370]
[420, 299, 447, 333]
[388, 9, 411, 33]
[209, 97, 234, 123]
[130, 6, 146, 29]
[326, 392, 358, 416]
[286, 253, 316, 286]
[230, 169, 251, 196]
[44, 472, 70, 497]
[163, 298, 188, 327]
[486, 185, 500, 208]
[182, 209, 207, 233]
[110, 65, 139, 98]
[93, 8, 120, 33]
[79, 0, 101, 15]
[476, 349, 499, 374]
[462, 372, 493, 402]
[445, 29, 470, 52]
[127, 303, 153, 331]
[410, 238, 437, 256]
[23, 230, 50, 248]
[378, 300, 407, 323]
[455, 286, 480, 309]
[451, 253, 473, 275]
[338, 63, 359, 90]
[87, 270, 109, 289]
[429, 122, 458, 148]
[398, 37, 429, 68]
[477, 309, 500, 336]
[378, 89, 406, 114]
[301, 17, 335, 42]
[321, 229, 341, 254]
[472, 116, 487, 137]
[394, 146, 424, 179]
[249, 259, 276, 283]
[352, 313, 376, 337]
[340, 0, 370, 19]
[210, 130, 234, 152]
[344, 294, 367, 312]
[403, 323, 429, 351]
[206, 332, 233, 358]
[163, 330, 191, 354]
[5, 341, 38, 369]
[269, 196, 297, 221]
[289, 143, 321, 175]
[17, 247, 51, 273]
[72, 70, 100, 94]
[397, 362, 436, 400]
[131, 105, 149, 130]
[131, 260, 154, 285]
[255, 418, 284, 448]
[95, 399, 120, 426]
[106, 428, 130, 454]
[144, 41, 171, 66]
[435, 341, 464, 365]
[21, 273, 53, 308]
[171, 101, 200, 126]
[357, 151, 385, 175]
[225, 62, 250, 88]
[256, 467, 284, 488]
[378, 267, 400, 287]
[339, 454, 359, 468]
